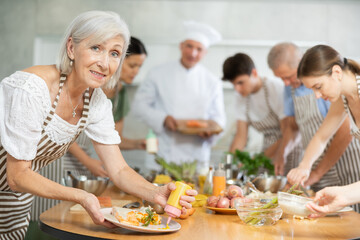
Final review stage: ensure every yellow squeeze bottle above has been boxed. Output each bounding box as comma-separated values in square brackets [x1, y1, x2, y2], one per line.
[164, 181, 192, 225]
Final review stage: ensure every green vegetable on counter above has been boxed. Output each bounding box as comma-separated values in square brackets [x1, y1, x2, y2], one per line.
[155, 156, 197, 183]
[233, 150, 274, 176]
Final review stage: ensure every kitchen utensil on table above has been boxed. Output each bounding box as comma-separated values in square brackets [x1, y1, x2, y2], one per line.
[122, 201, 141, 209]
[245, 180, 261, 193]
[224, 153, 233, 180]
[299, 184, 311, 197]
[63, 171, 109, 196]
[226, 179, 242, 186]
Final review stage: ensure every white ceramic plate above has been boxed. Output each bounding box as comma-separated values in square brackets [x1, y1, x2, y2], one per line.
[100, 208, 181, 233]
[326, 206, 354, 216]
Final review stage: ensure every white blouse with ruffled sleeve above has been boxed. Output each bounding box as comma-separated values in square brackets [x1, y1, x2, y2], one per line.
[0, 71, 120, 161]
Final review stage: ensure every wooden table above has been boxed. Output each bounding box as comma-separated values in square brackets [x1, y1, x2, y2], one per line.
[40, 185, 360, 240]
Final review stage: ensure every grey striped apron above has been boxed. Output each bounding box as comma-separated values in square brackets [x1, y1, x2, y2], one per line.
[339, 75, 360, 212]
[292, 89, 347, 192]
[246, 78, 303, 175]
[60, 132, 94, 178]
[0, 75, 89, 239]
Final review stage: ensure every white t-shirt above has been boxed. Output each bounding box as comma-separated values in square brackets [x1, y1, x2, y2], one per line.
[235, 77, 285, 122]
[0, 71, 120, 161]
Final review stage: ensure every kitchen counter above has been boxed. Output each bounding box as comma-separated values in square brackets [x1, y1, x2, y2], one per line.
[39, 185, 360, 240]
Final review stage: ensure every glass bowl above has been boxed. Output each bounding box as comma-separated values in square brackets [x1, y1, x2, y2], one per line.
[234, 198, 283, 226]
[277, 191, 312, 217]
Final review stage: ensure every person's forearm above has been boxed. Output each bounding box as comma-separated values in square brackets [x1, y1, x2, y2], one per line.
[264, 140, 281, 159]
[230, 134, 247, 153]
[230, 121, 248, 153]
[115, 120, 144, 150]
[94, 143, 158, 202]
[7, 156, 86, 203]
[299, 136, 328, 169]
[343, 181, 360, 205]
[278, 117, 299, 160]
[111, 165, 158, 202]
[68, 142, 92, 165]
[119, 137, 143, 150]
[312, 118, 352, 178]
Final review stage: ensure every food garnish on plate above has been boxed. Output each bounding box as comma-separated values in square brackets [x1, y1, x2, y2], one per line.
[112, 206, 161, 227]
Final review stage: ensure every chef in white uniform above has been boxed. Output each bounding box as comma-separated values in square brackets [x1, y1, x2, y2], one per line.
[132, 21, 226, 174]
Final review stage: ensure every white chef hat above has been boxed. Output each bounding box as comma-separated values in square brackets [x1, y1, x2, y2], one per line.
[182, 20, 222, 48]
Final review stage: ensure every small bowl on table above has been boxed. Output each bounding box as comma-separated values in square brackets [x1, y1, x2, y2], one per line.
[277, 191, 312, 217]
[234, 198, 283, 226]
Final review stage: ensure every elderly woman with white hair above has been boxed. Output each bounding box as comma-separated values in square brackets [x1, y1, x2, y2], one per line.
[0, 11, 196, 240]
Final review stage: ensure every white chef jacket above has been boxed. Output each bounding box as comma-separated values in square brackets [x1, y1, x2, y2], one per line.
[132, 60, 226, 172]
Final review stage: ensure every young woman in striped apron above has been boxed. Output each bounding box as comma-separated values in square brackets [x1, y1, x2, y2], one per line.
[286, 44, 360, 214]
[223, 53, 303, 176]
[0, 11, 196, 240]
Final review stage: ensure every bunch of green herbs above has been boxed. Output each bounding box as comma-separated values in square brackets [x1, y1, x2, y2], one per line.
[233, 150, 274, 176]
[155, 156, 197, 183]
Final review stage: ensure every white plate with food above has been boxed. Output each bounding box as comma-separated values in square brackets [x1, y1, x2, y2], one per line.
[101, 207, 181, 233]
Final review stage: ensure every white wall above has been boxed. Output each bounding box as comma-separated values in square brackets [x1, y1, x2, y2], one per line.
[2, 0, 360, 173]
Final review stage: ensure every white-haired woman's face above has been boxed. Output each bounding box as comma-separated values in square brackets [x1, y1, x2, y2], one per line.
[67, 35, 125, 88]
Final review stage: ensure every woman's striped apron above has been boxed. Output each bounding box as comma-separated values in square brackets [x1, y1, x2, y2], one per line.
[61, 132, 94, 177]
[292, 89, 340, 192]
[292, 88, 360, 213]
[0, 75, 89, 239]
[246, 78, 303, 175]
[339, 75, 360, 212]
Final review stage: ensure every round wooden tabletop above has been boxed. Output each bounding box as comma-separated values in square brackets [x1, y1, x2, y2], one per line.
[39, 185, 360, 240]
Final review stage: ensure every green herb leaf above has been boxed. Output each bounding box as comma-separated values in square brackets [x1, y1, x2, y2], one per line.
[233, 150, 274, 176]
[143, 208, 155, 227]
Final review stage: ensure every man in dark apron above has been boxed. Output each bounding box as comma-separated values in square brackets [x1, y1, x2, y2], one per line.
[267, 42, 360, 205]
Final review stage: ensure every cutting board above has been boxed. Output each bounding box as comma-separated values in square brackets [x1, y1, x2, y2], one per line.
[70, 199, 132, 212]
[176, 119, 223, 135]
